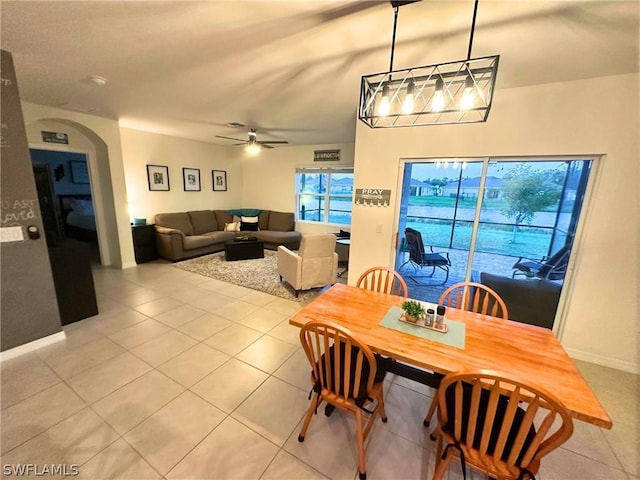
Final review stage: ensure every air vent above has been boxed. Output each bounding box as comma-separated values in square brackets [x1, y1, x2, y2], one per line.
[58, 103, 97, 113]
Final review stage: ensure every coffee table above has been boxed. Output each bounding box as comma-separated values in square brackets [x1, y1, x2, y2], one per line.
[224, 238, 264, 261]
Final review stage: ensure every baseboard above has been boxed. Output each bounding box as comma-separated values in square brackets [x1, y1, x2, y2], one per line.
[0, 331, 67, 363]
[565, 347, 639, 374]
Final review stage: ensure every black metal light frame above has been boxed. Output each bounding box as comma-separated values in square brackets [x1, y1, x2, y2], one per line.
[358, 0, 499, 128]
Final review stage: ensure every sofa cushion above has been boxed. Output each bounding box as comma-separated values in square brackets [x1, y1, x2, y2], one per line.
[183, 235, 215, 250]
[188, 210, 218, 234]
[258, 210, 270, 230]
[202, 231, 236, 243]
[268, 211, 295, 232]
[214, 210, 233, 227]
[256, 230, 301, 245]
[154, 212, 194, 236]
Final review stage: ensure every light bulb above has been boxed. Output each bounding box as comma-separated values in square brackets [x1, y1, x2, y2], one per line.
[461, 75, 475, 110]
[453, 161, 459, 169]
[378, 83, 390, 116]
[245, 143, 261, 155]
[461, 161, 467, 169]
[436, 161, 441, 168]
[432, 77, 445, 112]
[443, 161, 449, 168]
[402, 79, 415, 114]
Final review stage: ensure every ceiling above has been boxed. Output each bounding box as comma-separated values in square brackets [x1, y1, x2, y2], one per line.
[1, 1, 638, 146]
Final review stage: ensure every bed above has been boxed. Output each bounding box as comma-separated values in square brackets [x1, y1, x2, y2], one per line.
[58, 194, 97, 241]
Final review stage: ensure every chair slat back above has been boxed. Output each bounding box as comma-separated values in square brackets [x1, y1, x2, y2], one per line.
[439, 282, 509, 319]
[437, 370, 573, 478]
[405, 228, 426, 260]
[299, 320, 378, 407]
[357, 267, 408, 298]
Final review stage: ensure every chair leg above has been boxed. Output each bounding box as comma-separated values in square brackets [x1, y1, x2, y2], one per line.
[423, 396, 437, 428]
[443, 266, 449, 284]
[355, 409, 367, 480]
[298, 393, 320, 442]
[432, 434, 451, 480]
[378, 389, 388, 423]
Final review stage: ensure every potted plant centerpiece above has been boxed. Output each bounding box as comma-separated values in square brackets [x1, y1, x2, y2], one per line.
[401, 300, 426, 324]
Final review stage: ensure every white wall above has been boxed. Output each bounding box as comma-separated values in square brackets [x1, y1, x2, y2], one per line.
[241, 143, 354, 234]
[119, 128, 243, 221]
[350, 73, 639, 373]
[22, 103, 134, 268]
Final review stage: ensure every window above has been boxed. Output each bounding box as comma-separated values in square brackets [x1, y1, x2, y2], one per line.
[296, 167, 354, 225]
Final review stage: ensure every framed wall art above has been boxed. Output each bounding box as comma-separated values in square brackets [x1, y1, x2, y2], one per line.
[146, 164, 170, 191]
[70, 160, 90, 184]
[212, 170, 227, 191]
[183, 167, 201, 191]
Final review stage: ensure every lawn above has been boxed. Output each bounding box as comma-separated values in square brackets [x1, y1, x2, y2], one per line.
[405, 219, 552, 259]
[408, 195, 560, 213]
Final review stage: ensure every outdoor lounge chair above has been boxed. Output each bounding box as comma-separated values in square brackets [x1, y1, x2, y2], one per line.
[400, 228, 451, 285]
[512, 244, 571, 281]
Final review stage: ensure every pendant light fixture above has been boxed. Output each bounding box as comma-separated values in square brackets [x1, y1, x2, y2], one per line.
[359, 0, 499, 128]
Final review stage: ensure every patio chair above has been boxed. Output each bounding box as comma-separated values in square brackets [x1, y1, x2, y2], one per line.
[512, 244, 571, 281]
[400, 228, 451, 285]
[297, 320, 388, 480]
[431, 369, 573, 480]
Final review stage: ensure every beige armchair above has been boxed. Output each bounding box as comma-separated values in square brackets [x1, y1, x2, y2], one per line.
[277, 234, 338, 296]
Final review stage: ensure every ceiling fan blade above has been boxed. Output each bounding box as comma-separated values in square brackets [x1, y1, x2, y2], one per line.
[261, 144, 275, 149]
[232, 143, 247, 147]
[215, 135, 246, 142]
[258, 140, 289, 145]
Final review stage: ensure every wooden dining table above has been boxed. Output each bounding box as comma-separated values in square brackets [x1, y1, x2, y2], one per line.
[289, 283, 612, 429]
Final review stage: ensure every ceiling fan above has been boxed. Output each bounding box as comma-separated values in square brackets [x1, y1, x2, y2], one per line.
[215, 128, 288, 153]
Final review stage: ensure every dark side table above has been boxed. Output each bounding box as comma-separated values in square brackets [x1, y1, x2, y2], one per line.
[224, 239, 264, 261]
[131, 224, 157, 264]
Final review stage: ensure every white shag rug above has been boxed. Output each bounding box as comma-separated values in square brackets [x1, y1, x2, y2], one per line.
[173, 250, 322, 303]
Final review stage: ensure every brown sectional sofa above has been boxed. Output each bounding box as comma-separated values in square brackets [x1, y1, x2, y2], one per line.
[154, 209, 301, 261]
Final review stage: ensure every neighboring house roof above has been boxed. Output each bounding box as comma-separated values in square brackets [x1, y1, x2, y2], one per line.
[410, 178, 431, 187]
[332, 176, 353, 185]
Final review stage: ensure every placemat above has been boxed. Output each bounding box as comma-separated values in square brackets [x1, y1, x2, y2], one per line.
[380, 306, 466, 349]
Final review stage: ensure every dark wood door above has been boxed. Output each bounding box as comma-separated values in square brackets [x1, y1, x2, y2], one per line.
[32, 163, 62, 245]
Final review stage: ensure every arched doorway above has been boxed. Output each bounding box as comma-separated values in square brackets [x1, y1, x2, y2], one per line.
[24, 118, 121, 267]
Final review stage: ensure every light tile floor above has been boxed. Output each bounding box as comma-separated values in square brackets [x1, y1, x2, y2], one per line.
[1, 260, 638, 480]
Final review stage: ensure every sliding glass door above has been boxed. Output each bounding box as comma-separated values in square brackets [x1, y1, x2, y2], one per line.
[395, 156, 593, 329]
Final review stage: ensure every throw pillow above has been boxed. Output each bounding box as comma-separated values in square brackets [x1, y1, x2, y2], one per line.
[240, 215, 260, 232]
[224, 222, 240, 232]
[240, 221, 259, 231]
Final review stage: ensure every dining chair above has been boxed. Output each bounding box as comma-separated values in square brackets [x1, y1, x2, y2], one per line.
[431, 369, 574, 480]
[439, 281, 509, 319]
[298, 320, 388, 480]
[424, 282, 509, 429]
[356, 266, 408, 297]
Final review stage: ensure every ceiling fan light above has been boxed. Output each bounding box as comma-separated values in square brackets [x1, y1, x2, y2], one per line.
[245, 143, 261, 155]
